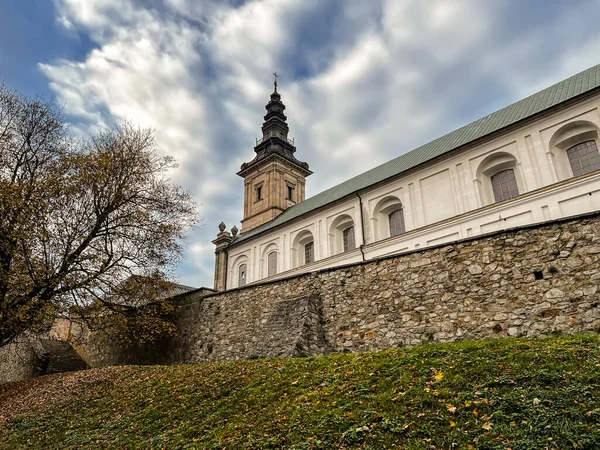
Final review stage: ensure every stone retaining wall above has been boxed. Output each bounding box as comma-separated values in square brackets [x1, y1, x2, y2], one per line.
[170, 212, 600, 362]
[18, 213, 600, 371]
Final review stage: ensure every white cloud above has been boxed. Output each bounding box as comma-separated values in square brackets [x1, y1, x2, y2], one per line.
[42, 7, 208, 177]
[42, 0, 600, 287]
[277, 1, 499, 191]
[53, 0, 139, 32]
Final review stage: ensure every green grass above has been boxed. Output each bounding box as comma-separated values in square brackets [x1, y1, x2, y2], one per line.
[1, 335, 600, 449]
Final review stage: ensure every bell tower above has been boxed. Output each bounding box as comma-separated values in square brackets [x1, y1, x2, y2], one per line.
[238, 75, 312, 232]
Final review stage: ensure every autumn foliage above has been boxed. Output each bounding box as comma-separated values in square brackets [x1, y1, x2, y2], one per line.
[0, 84, 198, 347]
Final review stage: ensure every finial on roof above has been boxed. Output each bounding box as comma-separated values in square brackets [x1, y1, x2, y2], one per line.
[218, 221, 226, 232]
[231, 225, 238, 236]
[272, 71, 278, 92]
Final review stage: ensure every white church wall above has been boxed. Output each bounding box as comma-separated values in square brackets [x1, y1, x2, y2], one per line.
[225, 92, 600, 289]
[226, 197, 362, 289]
[362, 171, 600, 260]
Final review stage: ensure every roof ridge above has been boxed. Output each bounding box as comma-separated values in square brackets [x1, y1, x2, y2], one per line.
[170, 282, 197, 290]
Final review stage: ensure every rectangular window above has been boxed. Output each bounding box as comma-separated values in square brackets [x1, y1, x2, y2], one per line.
[238, 264, 247, 287]
[267, 251, 277, 277]
[491, 169, 519, 203]
[567, 140, 600, 177]
[256, 185, 262, 201]
[287, 185, 294, 201]
[388, 209, 405, 237]
[343, 227, 355, 252]
[304, 241, 314, 264]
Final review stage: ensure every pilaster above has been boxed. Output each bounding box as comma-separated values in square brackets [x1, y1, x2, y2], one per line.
[212, 222, 233, 291]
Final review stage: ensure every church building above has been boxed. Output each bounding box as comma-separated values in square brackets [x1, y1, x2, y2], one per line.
[213, 64, 600, 291]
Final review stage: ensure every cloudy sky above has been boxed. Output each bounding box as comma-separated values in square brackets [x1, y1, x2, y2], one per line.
[2, 0, 600, 288]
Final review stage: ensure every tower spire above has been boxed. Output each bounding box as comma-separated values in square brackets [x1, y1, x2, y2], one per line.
[237, 78, 312, 232]
[238, 79, 309, 172]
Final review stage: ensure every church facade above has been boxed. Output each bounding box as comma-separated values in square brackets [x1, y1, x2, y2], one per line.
[213, 64, 600, 291]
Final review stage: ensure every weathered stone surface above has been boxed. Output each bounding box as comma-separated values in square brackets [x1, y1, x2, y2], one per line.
[508, 327, 520, 337]
[0, 337, 88, 384]
[546, 288, 565, 299]
[468, 264, 483, 275]
[249, 295, 327, 358]
[0, 339, 42, 384]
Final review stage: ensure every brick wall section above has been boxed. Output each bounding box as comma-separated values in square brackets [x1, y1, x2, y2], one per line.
[53, 213, 600, 368]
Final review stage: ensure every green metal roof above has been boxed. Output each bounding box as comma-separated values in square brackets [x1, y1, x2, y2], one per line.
[233, 63, 600, 244]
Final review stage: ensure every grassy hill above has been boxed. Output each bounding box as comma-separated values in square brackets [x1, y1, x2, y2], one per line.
[1, 335, 599, 449]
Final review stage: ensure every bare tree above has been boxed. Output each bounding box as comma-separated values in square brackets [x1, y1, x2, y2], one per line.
[0, 85, 198, 347]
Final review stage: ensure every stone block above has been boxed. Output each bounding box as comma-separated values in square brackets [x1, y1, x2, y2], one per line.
[507, 327, 520, 337]
[468, 264, 483, 275]
[546, 288, 565, 299]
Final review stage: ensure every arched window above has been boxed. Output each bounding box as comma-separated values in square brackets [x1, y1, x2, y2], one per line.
[329, 214, 356, 255]
[548, 120, 600, 181]
[388, 209, 405, 237]
[230, 254, 250, 289]
[304, 241, 314, 264]
[491, 169, 519, 203]
[267, 251, 277, 277]
[475, 152, 522, 206]
[343, 226, 355, 252]
[371, 195, 406, 241]
[567, 140, 600, 177]
[238, 264, 247, 287]
[291, 230, 315, 268]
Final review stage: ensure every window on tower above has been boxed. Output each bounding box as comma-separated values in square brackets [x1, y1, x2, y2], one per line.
[287, 185, 294, 201]
[256, 185, 262, 201]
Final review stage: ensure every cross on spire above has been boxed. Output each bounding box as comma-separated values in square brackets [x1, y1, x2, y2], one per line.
[272, 71, 278, 92]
